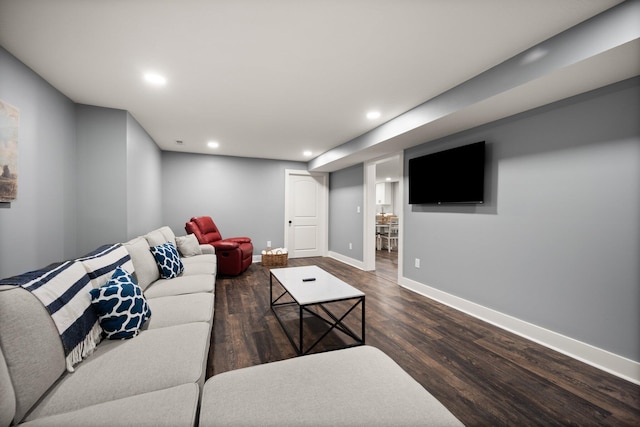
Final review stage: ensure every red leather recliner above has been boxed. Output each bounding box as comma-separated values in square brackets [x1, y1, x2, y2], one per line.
[185, 216, 253, 276]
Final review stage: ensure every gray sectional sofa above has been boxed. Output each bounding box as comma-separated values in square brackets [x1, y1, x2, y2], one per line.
[0, 226, 215, 427]
[1, 225, 463, 426]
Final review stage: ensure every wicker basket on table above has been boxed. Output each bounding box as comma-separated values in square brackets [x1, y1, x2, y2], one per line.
[261, 249, 288, 267]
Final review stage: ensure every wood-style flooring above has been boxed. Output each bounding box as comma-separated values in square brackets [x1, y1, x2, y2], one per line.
[209, 251, 640, 426]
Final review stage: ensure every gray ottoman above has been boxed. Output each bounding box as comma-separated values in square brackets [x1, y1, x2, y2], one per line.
[199, 346, 463, 426]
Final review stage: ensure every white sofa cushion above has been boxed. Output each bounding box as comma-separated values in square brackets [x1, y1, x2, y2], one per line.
[143, 275, 214, 299]
[0, 286, 66, 424]
[182, 253, 216, 265]
[175, 234, 202, 257]
[24, 322, 211, 422]
[182, 260, 216, 276]
[145, 226, 175, 247]
[199, 346, 463, 427]
[145, 293, 214, 329]
[122, 237, 159, 290]
[0, 346, 16, 427]
[19, 384, 199, 427]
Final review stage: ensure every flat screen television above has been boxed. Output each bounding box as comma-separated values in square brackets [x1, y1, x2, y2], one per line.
[408, 141, 485, 204]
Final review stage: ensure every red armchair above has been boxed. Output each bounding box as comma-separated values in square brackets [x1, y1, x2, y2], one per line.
[185, 216, 253, 276]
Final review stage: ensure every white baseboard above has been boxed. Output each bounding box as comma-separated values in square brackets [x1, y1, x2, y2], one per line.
[327, 251, 365, 271]
[399, 276, 640, 385]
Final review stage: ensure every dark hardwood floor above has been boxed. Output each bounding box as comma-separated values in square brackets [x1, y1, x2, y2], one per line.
[209, 252, 640, 426]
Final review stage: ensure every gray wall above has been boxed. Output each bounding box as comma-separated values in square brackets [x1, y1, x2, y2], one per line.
[0, 48, 163, 275]
[329, 164, 364, 260]
[161, 152, 305, 253]
[75, 105, 128, 254]
[126, 113, 162, 238]
[75, 107, 163, 254]
[0, 47, 78, 277]
[403, 78, 640, 362]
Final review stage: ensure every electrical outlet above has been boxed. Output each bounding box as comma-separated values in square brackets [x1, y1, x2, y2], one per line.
[267, 241, 271, 248]
[356, 206, 361, 213]
[349, 242, 353, 250]
[415, 258, 421, 268]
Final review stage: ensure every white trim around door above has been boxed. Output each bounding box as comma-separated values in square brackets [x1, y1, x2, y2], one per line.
[364, 153, 404, 278]
[284, 169, 329, 258]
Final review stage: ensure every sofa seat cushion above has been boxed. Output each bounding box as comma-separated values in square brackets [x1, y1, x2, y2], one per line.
[179, 252, 216, 276]
[144, 293, 214, 329]
[182, 253, 216, 265]
[181, 260, 216, 276]
[19, 384, 199, 427]
[143, 275, 214, 299]
[199, 346, 463, 427]
[24, 322, 211, 422]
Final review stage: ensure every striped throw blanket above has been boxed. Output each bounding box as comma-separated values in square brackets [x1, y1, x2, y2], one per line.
[1, 260, 102, 372]
[0, 243, 134, 372]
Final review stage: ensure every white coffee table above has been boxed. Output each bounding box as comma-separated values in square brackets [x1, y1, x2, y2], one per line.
[270, 265, 365, 355]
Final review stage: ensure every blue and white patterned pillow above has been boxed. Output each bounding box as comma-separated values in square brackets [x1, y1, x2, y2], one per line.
[150, 242, 184, 279]
[89, 266, 152, 340]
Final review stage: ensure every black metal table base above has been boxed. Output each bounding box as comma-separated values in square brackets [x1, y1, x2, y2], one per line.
[270, 272, 365, 356]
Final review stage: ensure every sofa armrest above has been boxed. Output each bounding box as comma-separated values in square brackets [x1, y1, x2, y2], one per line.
[226, 237, 251, 244]
[211, 241, 239, 252]
[199, 244, 215, 255]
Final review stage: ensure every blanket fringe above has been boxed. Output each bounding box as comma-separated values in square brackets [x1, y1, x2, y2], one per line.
[65, 323, 103, 372]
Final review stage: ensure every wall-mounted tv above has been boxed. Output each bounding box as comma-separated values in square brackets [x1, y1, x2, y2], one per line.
[408, 141, 485, 204]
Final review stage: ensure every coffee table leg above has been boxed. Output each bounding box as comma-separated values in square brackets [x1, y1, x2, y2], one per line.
[362, 297, 366, 344]
[299, 304, 303, 356]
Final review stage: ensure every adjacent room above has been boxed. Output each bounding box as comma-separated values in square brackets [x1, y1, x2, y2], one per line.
[1, 1, 638, 426]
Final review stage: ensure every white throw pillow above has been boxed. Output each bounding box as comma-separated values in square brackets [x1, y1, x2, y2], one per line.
[176, 234, 203, 257]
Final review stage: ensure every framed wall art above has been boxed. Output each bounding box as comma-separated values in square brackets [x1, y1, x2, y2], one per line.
[0, 99, 19, 202]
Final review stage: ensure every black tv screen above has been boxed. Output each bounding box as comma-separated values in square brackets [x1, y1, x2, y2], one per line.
[409, 141, 485, 204]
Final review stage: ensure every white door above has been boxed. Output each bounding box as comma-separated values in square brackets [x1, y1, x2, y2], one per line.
[284, 170, 328, 258]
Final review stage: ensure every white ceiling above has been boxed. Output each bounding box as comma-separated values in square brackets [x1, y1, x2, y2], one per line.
[376, 156, 402, 183]
[0, 0, 633, 167]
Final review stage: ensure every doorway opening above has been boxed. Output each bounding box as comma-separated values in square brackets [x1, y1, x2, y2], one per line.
[364, 154, 403, 282]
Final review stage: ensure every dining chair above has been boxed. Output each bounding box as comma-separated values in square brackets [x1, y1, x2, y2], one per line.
[380, 217, 399, 252]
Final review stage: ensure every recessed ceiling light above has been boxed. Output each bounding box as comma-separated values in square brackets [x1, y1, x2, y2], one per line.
[366, 111, 381, 120]
[207, 141, 219, 149]
[386, 177, 391, 181]
[520, 47, 549, 65]
[303, 151, 313, 157]
[144, 73, 166, 85]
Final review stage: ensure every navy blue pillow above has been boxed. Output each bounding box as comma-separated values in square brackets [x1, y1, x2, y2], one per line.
[89, 266, 152, 339]
[150, 242, 184, 279]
